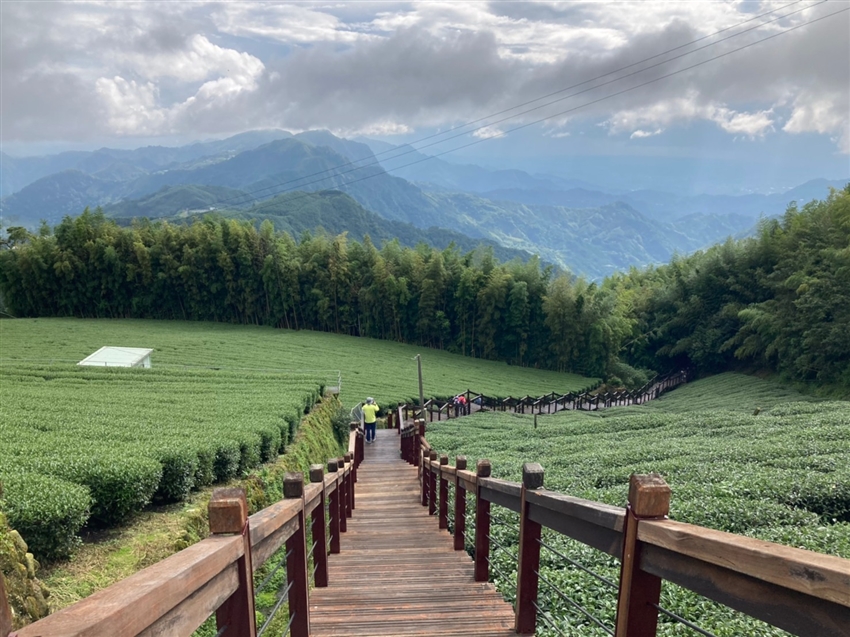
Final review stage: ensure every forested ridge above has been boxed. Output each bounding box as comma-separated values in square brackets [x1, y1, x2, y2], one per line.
[1, 185, 848, 390]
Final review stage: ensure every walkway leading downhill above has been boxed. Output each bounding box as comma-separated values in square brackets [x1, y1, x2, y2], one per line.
[309, 429, 518, 636]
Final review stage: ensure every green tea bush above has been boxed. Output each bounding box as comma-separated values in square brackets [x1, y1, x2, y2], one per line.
[427, 373, 850, 636]
[0, 471, 91, 560]
[0, 364, 325, 557]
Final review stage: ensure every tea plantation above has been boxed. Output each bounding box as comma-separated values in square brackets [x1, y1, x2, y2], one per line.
[0, 365, 324, 559]
[0, 318, 594, 405]
[0, 318, 593, 561]
[426, 373, 850, 636]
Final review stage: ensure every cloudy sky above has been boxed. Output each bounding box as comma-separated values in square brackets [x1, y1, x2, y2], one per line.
[2, 1, 848, 191]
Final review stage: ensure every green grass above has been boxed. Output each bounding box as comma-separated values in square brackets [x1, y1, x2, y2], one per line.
[427, 373, 850, 636]
[0, 318, 595, 405]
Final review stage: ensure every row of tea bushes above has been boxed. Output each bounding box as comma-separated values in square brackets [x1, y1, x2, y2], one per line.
[0, 364, 324, 559]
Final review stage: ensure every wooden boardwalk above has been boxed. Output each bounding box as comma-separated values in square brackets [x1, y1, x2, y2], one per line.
[309, 429, 519, 636]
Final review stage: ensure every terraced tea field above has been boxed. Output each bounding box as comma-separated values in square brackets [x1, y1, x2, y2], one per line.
[0, 318, 594, 405]
[426, 373, 850, 636]
[0, 364, 324, 559]
[0, 318, 593, 561]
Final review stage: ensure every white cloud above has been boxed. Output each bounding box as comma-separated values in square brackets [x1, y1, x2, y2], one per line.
[472, 126, 505, 140]
[630, 128, 663, 139]
[710, 107, 774, 137]
[95, 77, 166, 135]
[0, 0, 847, 154]
[123, 35, 264, 86]
[784, 94, 850, 153]
[606, 95, 774, 139]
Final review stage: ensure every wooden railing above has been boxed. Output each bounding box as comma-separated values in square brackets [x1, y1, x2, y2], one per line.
[410, 421, 850, 637]
[388, 370, 691, 427]
[10, 427, 364, 637]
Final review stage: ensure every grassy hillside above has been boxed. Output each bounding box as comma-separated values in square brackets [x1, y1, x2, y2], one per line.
[0, 318, 594, 406]
[425, 374, 849, 635]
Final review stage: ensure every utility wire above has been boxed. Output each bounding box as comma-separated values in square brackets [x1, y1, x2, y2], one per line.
[222, 5, 847, 220]
[209, 0, 821, 209]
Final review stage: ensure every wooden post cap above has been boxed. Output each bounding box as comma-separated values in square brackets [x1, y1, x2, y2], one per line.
[309, 464, 324, 483]
[476, 459, 491, 477]
[327, 458, 339, 472]
[209, 488, 248, 534]
[522, 463, 544, 490]
[284, 473, 304, 498]
[350, 422, 359, 430]
[337, 456, 345, 467]
[456, 456, 467, 470]
[429, 450, 438, 461]
[439, 454, 449, 465]
[628, 473, 671, 518]
[344, 453, 352, 463]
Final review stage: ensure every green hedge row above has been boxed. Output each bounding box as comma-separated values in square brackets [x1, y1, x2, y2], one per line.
[0, 365, 324, 560]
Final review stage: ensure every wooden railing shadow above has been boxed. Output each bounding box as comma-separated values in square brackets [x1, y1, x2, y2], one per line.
[408, 421, 850, 637]
[9, 427, 365, 637]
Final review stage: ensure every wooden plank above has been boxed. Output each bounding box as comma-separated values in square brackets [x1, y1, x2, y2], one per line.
[457, 469, 478, 493]
[304, 482, 323, 517]
[638, 519, 850, 608]
[13, 536, 242, 637]
[528, 499, 623, 557]
[137, 563, 238, 637]
[251, 517, 301, 570]
[248, 498, 301, 548]
[310, 430, 517, 637]
[478, 477, 521, 513]
[640, 543, 850, 637]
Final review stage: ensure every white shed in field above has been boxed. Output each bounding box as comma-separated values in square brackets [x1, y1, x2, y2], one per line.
[78, 346, 153, 368]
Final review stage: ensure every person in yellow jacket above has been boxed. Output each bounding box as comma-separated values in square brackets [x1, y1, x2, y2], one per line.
[362, 397, 380, 444]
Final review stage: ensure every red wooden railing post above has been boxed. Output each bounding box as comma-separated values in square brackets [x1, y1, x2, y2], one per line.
[208, 488, 256, 637]
[327, 459, 341, 554]
[415, 420, 425, 467]
[428, 451, 438, 516]
[420, 447, 428, 506]
[337, 457, 348, 533]
[454, 456, 467, 550]
[515, 463, 544, 634]
[438, 454, 449, 530]
[473, 459, 491, 582]
[284, 474, 310, 637]
[344, 453, 354, 516]
[615, 474, 671, 637]
[310, 464, 329, 587]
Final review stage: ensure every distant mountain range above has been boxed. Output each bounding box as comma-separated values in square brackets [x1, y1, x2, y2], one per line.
[2, 129, 846, 279]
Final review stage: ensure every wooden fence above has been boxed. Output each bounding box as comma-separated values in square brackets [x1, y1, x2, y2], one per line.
[6, 427, 364, 637]
[387, 370, 690, 428]
[411, 423, 850, 636]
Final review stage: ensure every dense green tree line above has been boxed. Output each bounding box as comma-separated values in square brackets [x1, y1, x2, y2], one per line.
[612, 185, 850, 389]
[0, 212, 625, 377]
[1, 185, 847, 389]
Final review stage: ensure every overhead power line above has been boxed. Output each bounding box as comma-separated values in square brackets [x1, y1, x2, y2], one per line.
[210, 0, 823, 209]
[228, 5, 847, 221]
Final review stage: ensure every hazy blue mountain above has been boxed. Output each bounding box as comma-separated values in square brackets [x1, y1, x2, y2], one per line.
[197, 190, 536, 264]
[3, 128, 846, 279]
[0, 170, 124, 227]
[102, 185, 250, 220]
[356, 137, 602, 193]
[0, 130, 293, 197]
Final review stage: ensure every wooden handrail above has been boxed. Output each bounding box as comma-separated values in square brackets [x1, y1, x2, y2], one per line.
[416, 434, 850, 637]
[13, 452, 361, 637]
[13, 535, 245, 637]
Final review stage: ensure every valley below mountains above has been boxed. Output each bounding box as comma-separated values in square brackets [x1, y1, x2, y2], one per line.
[1, 129, 845, 279]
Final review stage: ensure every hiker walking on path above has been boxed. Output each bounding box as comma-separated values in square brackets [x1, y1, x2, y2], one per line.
[362, 397, 380, 444]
